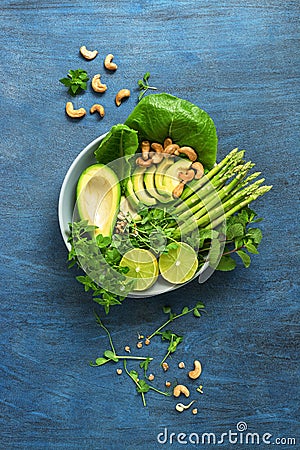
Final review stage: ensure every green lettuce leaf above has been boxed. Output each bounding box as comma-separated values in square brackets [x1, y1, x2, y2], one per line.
[94, 124, 139, 164]
[124, 93, 217, 168]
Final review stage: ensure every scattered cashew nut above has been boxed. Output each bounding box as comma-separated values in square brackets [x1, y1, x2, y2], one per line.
[141, 141, 150, 160]
[175, 400, 195, 413]
[164, 137, 173, 148]
[65, 102, 86, 118]
[152, 152, 164, 164]
[192, 162, 204, 179]
[79, 46, 98, 60]
[174, 146, 198, 161]
[104, 53, 118, 71]
[92, 74, 107, 93]
[136, 157, 153, 167]
[178, 169, 195, 182]
[164, 144, 180, 155]
[90, 104, 105, 117]
[151, 142, 164, 153]
[172, 182, 185, 199]
[115, 89, 131, 106]
[188, 360, 202, 380]
[173, 384, 190, 398]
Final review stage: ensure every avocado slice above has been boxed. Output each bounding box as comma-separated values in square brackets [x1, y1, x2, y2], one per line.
[144, 166, 173, 204]
[119, 195, 141, 221]
[125, 177, 140, 209]
[76, 163, 121, 237]
[132, 167, 157, 206]
[155, 158, 175, 198]
[163, 159, 192, 197]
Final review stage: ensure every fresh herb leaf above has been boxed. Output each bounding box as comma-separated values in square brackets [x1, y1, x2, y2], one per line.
[216, 255, 237, 271]
[59, 69, 89, 96]
[137, 72, 158, 101]
[236, 250, 251, 268]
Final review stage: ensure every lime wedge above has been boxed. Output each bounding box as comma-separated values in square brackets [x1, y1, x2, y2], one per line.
[120, 249, 159, 291]
[159, 242, 198, 284]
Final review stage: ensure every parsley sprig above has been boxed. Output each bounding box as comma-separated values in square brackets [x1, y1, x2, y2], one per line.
[60, 69, 89, 96]
[137, 72, 158, 101]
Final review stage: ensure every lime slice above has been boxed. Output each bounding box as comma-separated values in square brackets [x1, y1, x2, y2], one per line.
[159, 242, 198, 284]
[120, 249, 159, 291]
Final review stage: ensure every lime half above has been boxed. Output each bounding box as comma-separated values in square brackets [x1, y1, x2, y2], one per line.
[159, 242, 198, 284]
[120, 248, 159, 291]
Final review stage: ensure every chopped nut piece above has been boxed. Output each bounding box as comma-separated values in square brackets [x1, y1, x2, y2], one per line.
[162, 362, 169, 372]
[192, 408, 198, 415]
[178, 362, 185, 369]
[148, 374, 155, 381]
[116, 368, 123, 375]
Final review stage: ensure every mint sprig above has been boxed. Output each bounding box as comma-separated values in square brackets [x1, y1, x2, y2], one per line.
[60, 69, 89, 96]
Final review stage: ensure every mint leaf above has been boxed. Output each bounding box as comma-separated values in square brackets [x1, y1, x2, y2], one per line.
[216, 255, 236, 271]
[236, 250, 251, 268]
[245, 242, 259, 254]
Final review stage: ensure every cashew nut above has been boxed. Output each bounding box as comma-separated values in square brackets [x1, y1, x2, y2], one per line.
[92, 74, 107, 93]
[188, 360, 202, 380]
[80, 45, 98, 60]
[174, 146, 198, 161]
[173, 384, 190, 398]
[65, 102, 86, 118]
[172, 182, 185, 199]
[164, 144, 180, 155]
[192, 162, 204, 179]
[90, 104, 105, 117]
[178, 169, 195, 182]
[175, 401, 195, 412]
[104, 53, 118, 71]
[141, 141, 150, 160]
[152, 152, 164, 164]
[115, 89, 131, 106]
[136, 157, 153, 167]
[151, 143, 164, 153]
[164, 137, 173, 149]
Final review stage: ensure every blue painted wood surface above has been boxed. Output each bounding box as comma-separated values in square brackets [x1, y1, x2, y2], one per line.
[0, 1, 299, 449]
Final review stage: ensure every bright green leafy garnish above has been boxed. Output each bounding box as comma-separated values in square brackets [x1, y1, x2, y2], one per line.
[59, 69, 89, 96]
[137, 72, 158, 101]
[68, 220, 133, 314]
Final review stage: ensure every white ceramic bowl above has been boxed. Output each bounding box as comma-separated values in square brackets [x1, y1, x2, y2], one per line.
[58, 133, 211, 298]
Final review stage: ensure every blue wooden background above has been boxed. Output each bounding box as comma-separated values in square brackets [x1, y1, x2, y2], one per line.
[0, 1, 299, 449]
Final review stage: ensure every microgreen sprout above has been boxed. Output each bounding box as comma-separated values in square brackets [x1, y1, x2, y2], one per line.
[137, 72, 158, 101]
[90, 313, 153, 366]
[146, 302, 206, 342]
[123, 360, 171, 407]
